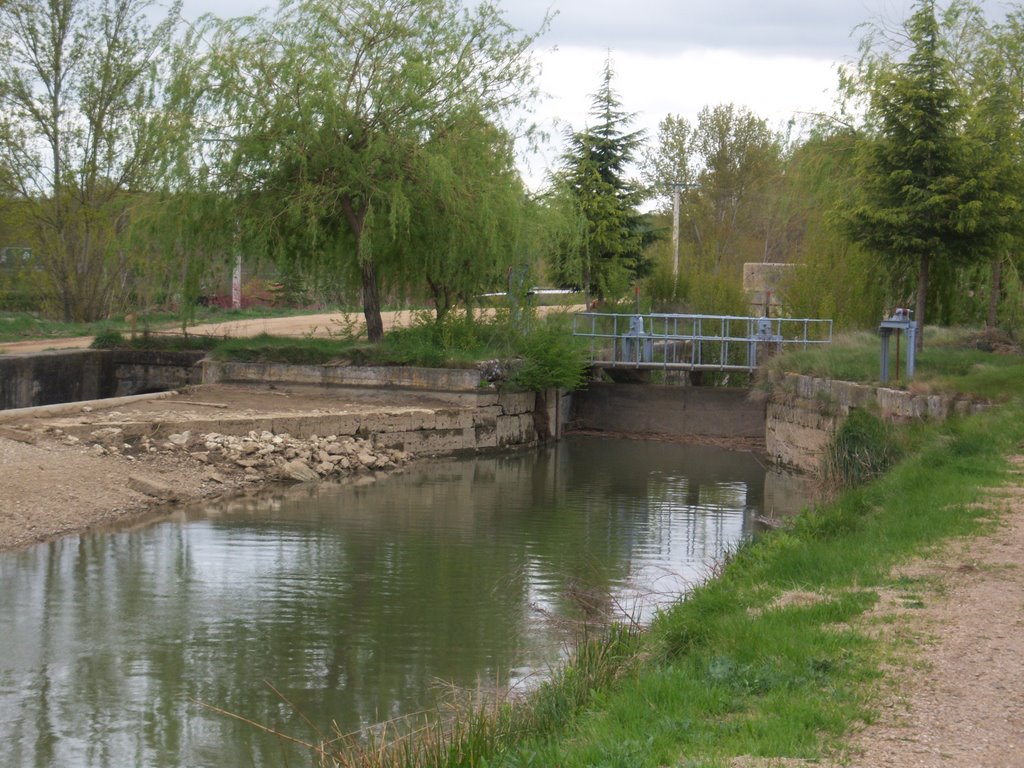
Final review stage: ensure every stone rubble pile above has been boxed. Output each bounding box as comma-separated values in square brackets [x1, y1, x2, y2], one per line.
[61, 426, 412, 484]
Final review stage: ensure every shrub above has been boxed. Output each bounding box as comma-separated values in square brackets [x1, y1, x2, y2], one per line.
[822, 409, 902, 491]
[509, 319, 590, 392]
[90, 329, 125, 349]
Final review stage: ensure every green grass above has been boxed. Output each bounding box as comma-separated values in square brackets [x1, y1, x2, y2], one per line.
[765, 327, 1024, 401]
[472, 404, 1016, 768]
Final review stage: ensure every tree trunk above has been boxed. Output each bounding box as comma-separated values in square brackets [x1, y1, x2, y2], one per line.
[341, 195, 385, 343]
[915, 252, 929, 352]
[361, 260, 384, 343]
[987, 254, 1003, 329]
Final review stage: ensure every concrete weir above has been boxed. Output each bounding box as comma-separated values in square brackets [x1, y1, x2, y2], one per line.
[570, 382, 766, 440]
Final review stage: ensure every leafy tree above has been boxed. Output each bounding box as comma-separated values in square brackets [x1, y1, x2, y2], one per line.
[172, 0, 543, 341]
[778, 131, 889, 328]
[844, 0, 983, 348]
[689, 104, 784, 269]
[641, 114, 697, 212]
[0, 0, 181, 320]
[550, 59, 649, 300]
[378, 110, 525, 321]
[968, 11, 1024, 329]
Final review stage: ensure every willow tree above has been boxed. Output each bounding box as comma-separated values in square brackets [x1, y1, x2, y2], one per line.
[0, 0, 181, 320]
[173, 0, 543, 341]
[969, 11, 1024, 329]
[377, 111, 525, 321]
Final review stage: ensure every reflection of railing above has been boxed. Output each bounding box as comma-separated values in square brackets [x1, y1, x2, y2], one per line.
[572, 313, 833, 372]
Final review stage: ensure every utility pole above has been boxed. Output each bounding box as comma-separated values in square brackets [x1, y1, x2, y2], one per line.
[672, 182, 699, 298]
[672, 182, 681, 288]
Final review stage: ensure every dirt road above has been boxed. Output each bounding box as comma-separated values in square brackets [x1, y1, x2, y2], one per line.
[0, 306, 585, 355]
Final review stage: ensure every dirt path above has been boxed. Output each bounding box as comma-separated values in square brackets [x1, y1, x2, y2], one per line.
[828, 464, 1024, 768]
[0, 306, 584, 355]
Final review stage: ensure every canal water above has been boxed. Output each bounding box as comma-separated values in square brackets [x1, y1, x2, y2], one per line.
[0, 436, 808, 768]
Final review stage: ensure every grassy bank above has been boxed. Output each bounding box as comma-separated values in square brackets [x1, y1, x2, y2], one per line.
[308, 397, 1021, 768]
[500, 404, 1016, 767]
[764, 326, 1024, 400]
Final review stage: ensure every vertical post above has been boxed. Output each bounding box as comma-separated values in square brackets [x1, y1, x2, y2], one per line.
[231, 252, 242, 309]
[906, 323, 917, 379]
[880, 330, 890, 384]
[672, 182, 681, 291]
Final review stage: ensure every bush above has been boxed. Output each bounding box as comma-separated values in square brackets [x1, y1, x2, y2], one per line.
[509, 319, 590, 392]
[90, 329, 125, 349]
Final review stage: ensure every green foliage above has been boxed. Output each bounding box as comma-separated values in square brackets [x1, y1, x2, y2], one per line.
[822, 410, 904, 490]
[90, 329, 126, 349]
[843, 0, 990, 337]
[643, 238, 748, 315]
[0, 0, 183, 321]
[764, 327, 1024, 401]
[377, 111, 526, 320]
[89, 330, 214, 352]
[550, 58, 650, 300]
[773, 133, 888, 329]
[171, 0, 544, 341]
[208, 312, 590, 392]
[508, 318, 590, 392]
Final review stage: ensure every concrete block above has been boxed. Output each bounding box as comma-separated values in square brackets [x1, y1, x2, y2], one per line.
[372, 427, 474, 454]
[497, 391, 536, 415]
[497, 413, 536, 447]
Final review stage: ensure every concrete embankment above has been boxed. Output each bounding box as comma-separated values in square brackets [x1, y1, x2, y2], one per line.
[0, 349, 205, 410]
[765, 372, 991, 472]
[11, 359, 571, 495]
[570, 382, 766, 440]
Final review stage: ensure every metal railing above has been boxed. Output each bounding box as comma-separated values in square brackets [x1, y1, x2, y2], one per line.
[572, 313, 833, 372]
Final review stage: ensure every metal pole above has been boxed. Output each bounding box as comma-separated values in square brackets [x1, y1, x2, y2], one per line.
[672, 182, 681, 290]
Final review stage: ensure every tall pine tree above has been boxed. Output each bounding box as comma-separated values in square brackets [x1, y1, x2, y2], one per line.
[845, 0, 981, 349]
[551, 58, 649, 300]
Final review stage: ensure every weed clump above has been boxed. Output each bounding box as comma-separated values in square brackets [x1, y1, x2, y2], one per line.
[822, 409, 902, 491]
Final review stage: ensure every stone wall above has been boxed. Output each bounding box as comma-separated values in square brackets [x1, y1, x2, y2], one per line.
[0, 350, 204, 410]
[766, 372, 989, 473]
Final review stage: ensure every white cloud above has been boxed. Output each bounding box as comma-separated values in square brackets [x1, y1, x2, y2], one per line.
[174, 0, 1013, 190]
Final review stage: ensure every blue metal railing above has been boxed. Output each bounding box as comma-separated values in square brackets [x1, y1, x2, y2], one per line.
[572, 313, 833, 372]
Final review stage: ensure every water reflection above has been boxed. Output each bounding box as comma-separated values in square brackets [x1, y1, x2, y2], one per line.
[0, 436, 807, 768]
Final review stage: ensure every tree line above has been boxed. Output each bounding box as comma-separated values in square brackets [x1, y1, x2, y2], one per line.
[1, 0, 1023, 347]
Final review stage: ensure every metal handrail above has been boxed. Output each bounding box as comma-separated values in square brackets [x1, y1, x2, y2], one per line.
[572, 312, 832, 372]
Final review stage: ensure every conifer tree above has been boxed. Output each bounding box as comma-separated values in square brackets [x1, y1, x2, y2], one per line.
[551, 59, 650, 300]
[845, 0, 981, 348]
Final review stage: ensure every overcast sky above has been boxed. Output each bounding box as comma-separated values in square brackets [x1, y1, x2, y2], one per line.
[173, 0, 1013, 186]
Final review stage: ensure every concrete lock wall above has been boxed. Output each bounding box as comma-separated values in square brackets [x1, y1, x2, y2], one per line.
[198, 360, 569, 454]
[765, 372, 991, 473]
[570, 382, 767, 439]
[0, 350, 205, 410]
